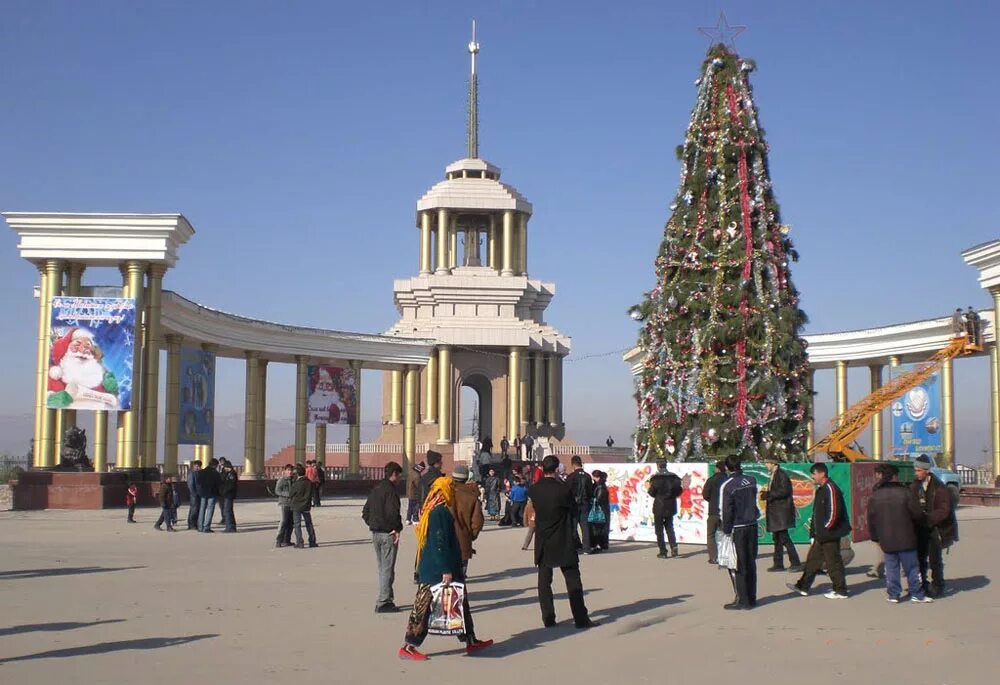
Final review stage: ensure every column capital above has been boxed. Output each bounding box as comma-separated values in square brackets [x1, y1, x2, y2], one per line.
[43, 258, 64, 273]
[349, 359, 362, 371]
[295, 355, 309, 365]
[147, 263, 169, 279]
[67, 262, 86, 277]
[245, 350, 259, 360]
[124, 260, 147, 274]
[258, 357, 269, 369]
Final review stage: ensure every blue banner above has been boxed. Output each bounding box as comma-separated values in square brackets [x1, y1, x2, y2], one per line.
[178, 347, 215, 445]
[890, 364, 942, 457]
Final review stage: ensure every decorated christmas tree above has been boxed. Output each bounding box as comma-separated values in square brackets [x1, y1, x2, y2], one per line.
[631, 44, 811, 462]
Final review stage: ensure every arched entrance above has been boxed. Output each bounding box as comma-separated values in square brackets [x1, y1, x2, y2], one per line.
[458, 372, 493, 442]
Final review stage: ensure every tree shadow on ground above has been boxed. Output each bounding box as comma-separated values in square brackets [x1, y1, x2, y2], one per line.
[0, 634, 218, 664]
[0, 619, 126, 638]
[455, 595, 692, 658]
[0, 566, 146, 580]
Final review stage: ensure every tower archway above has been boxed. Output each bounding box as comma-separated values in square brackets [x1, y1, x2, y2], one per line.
[458, 372, 493, 442]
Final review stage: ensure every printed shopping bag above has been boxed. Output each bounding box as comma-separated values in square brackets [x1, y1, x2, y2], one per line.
[428, 582, 466, 636]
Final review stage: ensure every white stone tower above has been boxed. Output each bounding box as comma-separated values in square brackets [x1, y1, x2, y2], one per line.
[378, 22, 571, 453]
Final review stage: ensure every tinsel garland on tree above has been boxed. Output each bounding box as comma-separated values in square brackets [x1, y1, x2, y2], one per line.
[631, 44, 812, 463]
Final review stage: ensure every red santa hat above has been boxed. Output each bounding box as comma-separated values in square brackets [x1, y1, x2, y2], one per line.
[49, 328, 95, 381]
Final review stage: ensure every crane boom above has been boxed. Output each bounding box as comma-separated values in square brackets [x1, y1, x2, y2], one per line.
[811, 337, 980, 462]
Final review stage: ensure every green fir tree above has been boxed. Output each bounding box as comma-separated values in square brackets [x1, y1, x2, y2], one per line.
[632, 45, 811, 463]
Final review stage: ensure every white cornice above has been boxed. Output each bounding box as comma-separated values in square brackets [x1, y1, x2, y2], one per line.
[416, 177, 533, 216]
[962, 239, 1000, 291]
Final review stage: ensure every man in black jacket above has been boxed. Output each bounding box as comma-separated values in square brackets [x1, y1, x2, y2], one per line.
[701, 460, 727, 563]
[363, 461, 404, 613]
[289, 463, 317, 548]
[762, 456, 802, 571]
[868, 463, 932, 603]
[646, 462, 682, 558]
[911, 454, 956, 597]
[720, 456, 759, 610]
[196, 458, 222, 533]
[567, 456, 594, 554]
[528, 455, 598, 630]
[219, 461, 239, 533]
[418, 450, 445, 506]
[789, 462, 851, 599]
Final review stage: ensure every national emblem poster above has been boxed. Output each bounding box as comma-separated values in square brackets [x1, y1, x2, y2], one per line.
[178, 347, 216, 445]
[890, 364, 942, 457]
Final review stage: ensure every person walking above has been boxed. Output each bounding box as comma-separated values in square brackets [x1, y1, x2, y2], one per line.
[646, 462, 682, 558]
[451, 464, 485, 577]
[720, 456, 759, 610]
[363, 461, 404, 613]
[567, 456, 594, 553]
[788, 462, 851, 599]
[169, 478, 180, 528]
[761, 456, 802, 572]
[521, 498, 536, 551]
[590, 470, 610, 552]
[274, 464, 294, 548]
[186, 460, 202, 530]
[522, 434, 535, 460]
[868, 463, 933, 603]
[702, 459, 727, 563]
[911, 454, 956, 598]
[197, 458, 221, 533]
[154, 475, 176, 531]
[528, 455, 599, 630]
[219, 461, 239, 533]
[399, 476, 492, 660]
[125, 482, 138, 523]
[289, 463, 318, 548]
[405, 462, 426, 525]
[484, 468, 501, 520]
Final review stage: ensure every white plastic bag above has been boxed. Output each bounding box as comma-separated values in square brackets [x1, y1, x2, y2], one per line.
[428, 582, 466, 636]
[717, 532, 738, 570]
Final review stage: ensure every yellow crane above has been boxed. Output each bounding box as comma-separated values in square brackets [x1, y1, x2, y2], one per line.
[811, 336, 982, 462]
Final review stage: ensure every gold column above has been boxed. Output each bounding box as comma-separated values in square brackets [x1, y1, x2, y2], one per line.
[243, 352, 259, 478]
[518, 212, 528, 276]
[806, 369, 815, 451]
[487, 214, 497, 270]
[870, 364, 883, 460]
[121, 261, 145, 469]
[403, 365, 417, 470]
[834, 360, 848, 426]
[507, 347, 521, 439]
[38, 260, 63, 467]
[200, 443, 214, 464]
[519, 354, 530, 435]
[255, 358, 268, 476]
[435, 208, 450, 275]
[553, 355, 564, 427]
[141, 265, 166, 467]
[349, 360, 362, 476]
[295, 356, 308, 465]
[546, 354, 558, 427]
[437, 346, 452, 444]
[93, 411, 108, 472]
[419, 211, 432, 275]
[990, 342, 1000, 478]
[315, 423, 326, 467]
[423, 350, 437, 424]
[887, 356, 901, 459]
[501, 210, 514, 276]
[449, 216, 458, 269]
[59, 263, 85, 454]
[532, 353, 545, 426]
[163, 335, 181, 475]
[389, 369, 403, 424]
[941, 356, 954, 470]
[33, 265, 49, 468]
[52, 266, 67, 464]
[115, 269, 128, 468]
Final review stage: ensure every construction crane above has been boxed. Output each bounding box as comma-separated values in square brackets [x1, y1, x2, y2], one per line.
[811, 336, 982, 462]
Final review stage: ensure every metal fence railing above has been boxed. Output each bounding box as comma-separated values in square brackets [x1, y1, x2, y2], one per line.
[958, 467, 995, 486]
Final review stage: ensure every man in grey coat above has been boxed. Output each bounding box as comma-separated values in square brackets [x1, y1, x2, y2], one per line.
[274, 464, 294, 548]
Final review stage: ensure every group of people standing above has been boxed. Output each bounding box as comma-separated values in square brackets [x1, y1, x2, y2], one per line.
[124, 458, 240, 533]
[951, 306, 982, 346]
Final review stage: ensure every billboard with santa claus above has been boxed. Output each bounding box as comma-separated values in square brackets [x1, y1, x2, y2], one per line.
[47, 297, 136, 412]
[178, 346, 215, 445]
[307, 365, 357, 425]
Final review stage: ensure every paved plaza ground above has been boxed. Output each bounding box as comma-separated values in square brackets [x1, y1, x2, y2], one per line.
[1, 499, 997, 684]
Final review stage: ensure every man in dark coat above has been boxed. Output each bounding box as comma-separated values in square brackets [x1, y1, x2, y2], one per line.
[405, 462, 425, 525]
[186, 460, 202, 530]
[219, 461, 239, 533]
[911, 454, 956, 597]
[289, 463, 317, 548]
[701, 459, 727, 564]
[566, 456, 594, 553]
[720, 456, 759, 610]
[762, 456, 802, 571]
[789, 462, 851, 599]
[196, 458, 222, 533]
[868, 463, 932, 603]
[646, 462, 682, 558]
[362, 461, 403, 613]
[528, 455, 598, 630]
[418, 450, 445, 505]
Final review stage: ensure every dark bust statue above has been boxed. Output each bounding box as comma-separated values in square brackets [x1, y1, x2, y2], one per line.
[57, 426, 92, 471]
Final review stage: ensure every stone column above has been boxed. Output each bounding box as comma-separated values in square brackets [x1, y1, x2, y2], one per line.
[487, 214, 497, 270]
[389, 369, 403, 424]
[419, 210, 432, 275]
[546, 354, 559, 427]
[423, 350, 437, 424]
[507, 347, 521, 439]
[403, 365, 417, 470]
[435, 208, 450, 275]
[121, 261, 145, 469]
[142, 264, 166, 467]
[255, 358, 268, 477]
[519, 354, 530, 436]
[243, 352, 259, 478]
[941, 356, 954, 470]
[437, 346, 452, 444]
[532, 353, 546, 426]
[501, 210, 514, 277]
[869, 364, 883, 461]
[294, 356, 308, 465]
[834, 360, 848, 427]
[518, 212, 528, 276]
[348, 360, 362, 476]
[163, 335, 181, 475]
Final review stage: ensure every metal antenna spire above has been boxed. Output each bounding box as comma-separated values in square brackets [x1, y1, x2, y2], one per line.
[467, 20, 480, 159]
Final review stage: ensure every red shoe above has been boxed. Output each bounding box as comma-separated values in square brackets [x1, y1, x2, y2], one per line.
[398, 646, 428, 661]
[465, 639, 494, 655]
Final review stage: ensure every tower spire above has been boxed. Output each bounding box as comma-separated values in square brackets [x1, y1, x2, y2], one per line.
[467, 19, 480, 159]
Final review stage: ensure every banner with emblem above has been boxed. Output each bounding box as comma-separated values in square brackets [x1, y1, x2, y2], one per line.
[890, 365, 942, 457]
[178, 346, 216, 445]
[306, 365, 357, 425]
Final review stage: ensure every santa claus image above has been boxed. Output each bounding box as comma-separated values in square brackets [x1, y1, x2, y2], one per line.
[47, 328, 120, 410]
[307, 367, 349, 424]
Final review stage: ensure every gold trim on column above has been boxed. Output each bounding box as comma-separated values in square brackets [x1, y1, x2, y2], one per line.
[163, 335, 181, 475]
[349, 360, 362, 476]
[390, 369, 403, 425]
[38, 260, 64, 467]
[437, 346, 452, 444]
[404, 365, 417, 470]
[33, 265, 48, 468]
[423, 350, 437, 424]
[501, 210, 514, 276]
[518, 212, 528, 276]
[869, 364, 883, 461]
[243, 352, 259, 478]
[435, 209, 450, 275]
[941, 356, 954, 470]
[295, 356, 308, 465]
[990, 342, 1000, 478]
[93, 410, 108, 472]
[419, 211, 432, 275]
[122, 261, 145, 469]
[532, 353, 545, 426]
[834, 360, 848, 427]
[507, 347, 521, 439]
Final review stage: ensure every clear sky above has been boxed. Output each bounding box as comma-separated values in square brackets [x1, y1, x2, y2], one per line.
[1, 1, 997, 463]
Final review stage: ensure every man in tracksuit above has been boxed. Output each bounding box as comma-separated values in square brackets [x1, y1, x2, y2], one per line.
[720, 455, 759, 610]
[788, 462, 851, 599]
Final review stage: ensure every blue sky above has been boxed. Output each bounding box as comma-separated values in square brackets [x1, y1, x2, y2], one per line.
[1, 1, 997, 463]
